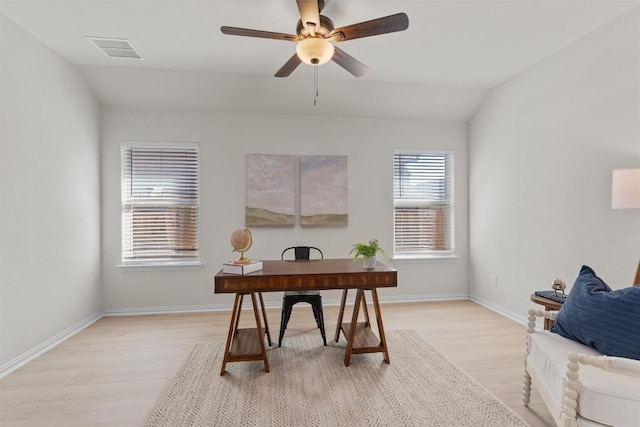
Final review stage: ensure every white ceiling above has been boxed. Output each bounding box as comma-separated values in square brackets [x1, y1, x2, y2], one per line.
[1, 0, 638, 120]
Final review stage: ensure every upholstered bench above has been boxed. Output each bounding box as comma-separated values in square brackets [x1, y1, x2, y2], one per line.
[523, 309, 640, 427]
[523, 265, 640, 427]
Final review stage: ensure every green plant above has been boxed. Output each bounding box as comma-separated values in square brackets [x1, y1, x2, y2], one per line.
[349, 238, 387, 260]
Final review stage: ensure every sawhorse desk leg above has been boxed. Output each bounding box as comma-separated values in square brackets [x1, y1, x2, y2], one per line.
[220, 292, 271, 376]
[335, 288, 390, 366]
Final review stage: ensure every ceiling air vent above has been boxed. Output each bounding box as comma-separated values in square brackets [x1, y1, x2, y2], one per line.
[86, 37, 143, 59]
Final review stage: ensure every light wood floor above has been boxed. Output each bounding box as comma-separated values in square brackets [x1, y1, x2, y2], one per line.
[0, 300, 554, 426]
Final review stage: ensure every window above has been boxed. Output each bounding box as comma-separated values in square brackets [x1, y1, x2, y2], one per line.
[121, 142, 200, 266]
[393, 150, 454, 258]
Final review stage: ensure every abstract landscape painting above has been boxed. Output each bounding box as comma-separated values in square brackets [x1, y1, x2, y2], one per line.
[246, 154, 295, 227]
[300, 155, 348, 227]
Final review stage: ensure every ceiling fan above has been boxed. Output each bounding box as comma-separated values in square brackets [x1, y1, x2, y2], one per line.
[221, 0, 409, 78]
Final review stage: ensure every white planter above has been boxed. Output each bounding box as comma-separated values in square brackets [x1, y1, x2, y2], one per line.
[363, 256, 377, 270]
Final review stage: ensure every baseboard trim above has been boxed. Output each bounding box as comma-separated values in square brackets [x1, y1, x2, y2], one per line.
[469, 295, 528, 326]
[102, 294, 471, 317]
[0, 311, 103, 378]
[379, 293, 470, 304]
[103, 304, 232, 316]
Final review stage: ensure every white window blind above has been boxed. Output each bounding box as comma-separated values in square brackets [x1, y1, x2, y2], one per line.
[121, 142, 200, 265]
[393, 150, 454, 257]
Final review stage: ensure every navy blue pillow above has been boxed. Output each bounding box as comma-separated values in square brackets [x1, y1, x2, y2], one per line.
[550, 265, 640, 360]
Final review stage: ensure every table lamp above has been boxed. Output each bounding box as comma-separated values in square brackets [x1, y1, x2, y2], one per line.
[611, 168, 640, 285]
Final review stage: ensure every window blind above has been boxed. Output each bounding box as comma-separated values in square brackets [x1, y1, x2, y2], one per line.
[121, 143, 200, 264]
[393, 151, 454, 256]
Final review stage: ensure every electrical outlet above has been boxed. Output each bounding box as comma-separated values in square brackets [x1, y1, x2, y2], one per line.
[490, 274, 498, 288]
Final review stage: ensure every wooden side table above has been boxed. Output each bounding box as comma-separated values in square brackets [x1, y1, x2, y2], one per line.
[530, 294, 563, 330]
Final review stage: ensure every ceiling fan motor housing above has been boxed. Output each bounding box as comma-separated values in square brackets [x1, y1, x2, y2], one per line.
[295, 15, 336, 65]
[296, 15, 335, 38]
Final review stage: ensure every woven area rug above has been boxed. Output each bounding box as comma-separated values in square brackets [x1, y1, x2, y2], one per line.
[144, 329, 529, 427]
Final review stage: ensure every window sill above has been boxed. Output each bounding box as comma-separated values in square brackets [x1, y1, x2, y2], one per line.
[391, 254, 459, 262]
[117, 262, 203, 272]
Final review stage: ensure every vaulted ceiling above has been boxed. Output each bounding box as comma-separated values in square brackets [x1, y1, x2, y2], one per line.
[1, 0, 637, 120]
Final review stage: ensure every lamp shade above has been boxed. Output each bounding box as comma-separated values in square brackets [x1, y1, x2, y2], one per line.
[612, 168, 640, 209]
[296, 37, 334, 65]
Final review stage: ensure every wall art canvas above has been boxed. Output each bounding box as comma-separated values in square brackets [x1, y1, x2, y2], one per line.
[300, 155, 348, 227]
[246, 154, 296, 227]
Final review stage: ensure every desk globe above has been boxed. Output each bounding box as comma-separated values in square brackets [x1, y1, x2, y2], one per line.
[230, 227, 253, 264]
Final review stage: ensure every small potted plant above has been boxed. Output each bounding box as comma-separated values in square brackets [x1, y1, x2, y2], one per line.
[349, 238, 387, 270]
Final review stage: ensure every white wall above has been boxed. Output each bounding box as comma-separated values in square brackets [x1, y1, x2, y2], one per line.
[101, 108, 469, 311]
[469, 7, 640, 317]
[0, 15, 102, 367]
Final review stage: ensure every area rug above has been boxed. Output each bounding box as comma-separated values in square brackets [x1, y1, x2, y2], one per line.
[143, 329, 529, 427]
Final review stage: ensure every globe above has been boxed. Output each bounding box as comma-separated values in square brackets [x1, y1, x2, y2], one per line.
[230, 227, 253, 264]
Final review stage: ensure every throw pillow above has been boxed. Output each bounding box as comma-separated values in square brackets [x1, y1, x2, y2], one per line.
[550, 265, 640, 360]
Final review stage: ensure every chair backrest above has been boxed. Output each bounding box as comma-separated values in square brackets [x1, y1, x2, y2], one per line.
[281, 246, 323, 261]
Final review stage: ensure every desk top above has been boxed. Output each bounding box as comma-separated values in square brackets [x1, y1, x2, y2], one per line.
[215, 258, 397, 293]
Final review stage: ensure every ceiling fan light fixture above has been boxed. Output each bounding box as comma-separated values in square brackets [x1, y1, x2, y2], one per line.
[296, 37, 334, 65]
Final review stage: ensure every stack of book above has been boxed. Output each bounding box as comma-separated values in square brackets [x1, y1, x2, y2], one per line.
[222, 260, 263, 275]
[534, 290, 567, 303]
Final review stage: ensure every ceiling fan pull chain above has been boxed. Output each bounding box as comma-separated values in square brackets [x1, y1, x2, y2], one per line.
[314, 64, 318, 106]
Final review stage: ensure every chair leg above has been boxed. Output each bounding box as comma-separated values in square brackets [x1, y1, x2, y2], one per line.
[316, 302, 327, 346]
[311, 304, 322, 329]
[308, 299, 326, 346]
[278, 300, 293, 347]
[280, 297, 327, 347]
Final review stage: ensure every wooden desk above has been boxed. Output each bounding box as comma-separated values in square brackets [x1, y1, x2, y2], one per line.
[530, 294, 563, 330]
[215, 259, 398, 375]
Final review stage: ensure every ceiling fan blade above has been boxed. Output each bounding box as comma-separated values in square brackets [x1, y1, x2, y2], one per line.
[275, 54, 302, 77]
[221, 26, 297, 42]
[331, 46, 368, 77]
[296, 0, 320, 33]
[330, 12, 409, 42]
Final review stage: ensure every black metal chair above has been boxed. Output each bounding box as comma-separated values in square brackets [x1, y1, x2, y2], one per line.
[278, 246, 327, 347]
